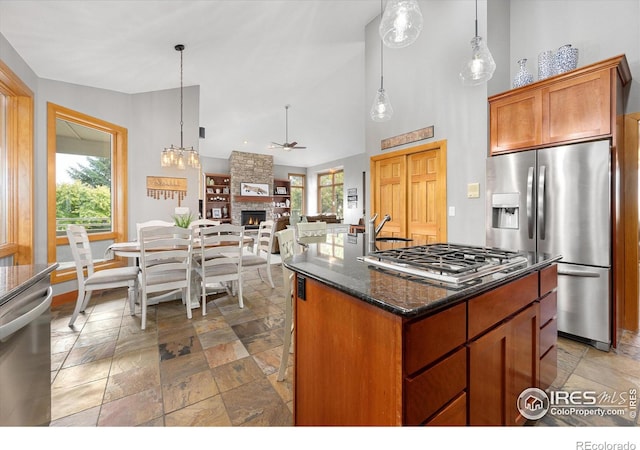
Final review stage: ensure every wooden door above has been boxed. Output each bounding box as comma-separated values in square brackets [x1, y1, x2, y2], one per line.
[408, 149, 446, 244]
[371, 140, 447, 242]
[372, 155, 405, 237]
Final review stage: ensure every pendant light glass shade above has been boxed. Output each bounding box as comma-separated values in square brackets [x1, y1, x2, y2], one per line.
[162, 44, 200, 170]
[459, 36, 496, 86]
[459, 0, 496, 86]
[379, 0, 423, 49]
[370, 86, 393, 122]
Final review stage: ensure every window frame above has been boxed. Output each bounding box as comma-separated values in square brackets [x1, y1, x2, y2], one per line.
[317, 170, 344, 216]
[47, 102, 129, 283]
[288, 172, 306, 215]
[0, 58, 34, 263]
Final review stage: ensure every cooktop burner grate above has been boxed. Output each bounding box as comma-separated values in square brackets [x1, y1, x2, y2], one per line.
[360, 243, 527, 284]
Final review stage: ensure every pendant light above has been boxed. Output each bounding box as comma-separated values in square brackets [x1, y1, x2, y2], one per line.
[459, 0, 496, 86]
[378, 0, 423, 49]
[161, 44, 200, 170]
[371, 0, 393, 122]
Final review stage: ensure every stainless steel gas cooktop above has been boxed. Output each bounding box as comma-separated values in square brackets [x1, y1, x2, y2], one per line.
[359, 243, 528, 284]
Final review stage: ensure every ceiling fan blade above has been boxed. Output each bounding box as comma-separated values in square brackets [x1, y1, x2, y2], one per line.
[289, 141, 297, 147]
[293, 146, 307, 149]
[271, 142, 284, 147]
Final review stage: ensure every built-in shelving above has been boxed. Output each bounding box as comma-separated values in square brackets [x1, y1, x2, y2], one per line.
[203, 173, 231, 222]
[272, 178, 291, 218]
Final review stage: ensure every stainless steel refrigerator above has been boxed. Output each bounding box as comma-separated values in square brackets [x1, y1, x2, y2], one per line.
[486, 140, 611, 350]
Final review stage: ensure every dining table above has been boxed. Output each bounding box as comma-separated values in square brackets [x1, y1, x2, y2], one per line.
[104, 236, 255, 309]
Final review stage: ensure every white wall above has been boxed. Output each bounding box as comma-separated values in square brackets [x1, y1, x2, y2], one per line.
[362, 0, 640, 245]
[129, 86, 200, 234]
[508, 0, 639, 112]
[365, 0, 490, 245]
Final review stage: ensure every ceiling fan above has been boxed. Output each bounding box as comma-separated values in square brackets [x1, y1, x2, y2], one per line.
[270, 104, 307, 151]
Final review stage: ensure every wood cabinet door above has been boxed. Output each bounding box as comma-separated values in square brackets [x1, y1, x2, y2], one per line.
[372, 155, 405, 237]
[469, 303, 539, 426]
[507, 303, 539, 426]
[543, 69, 611, 144]
[489, 89, 543, 155]
[468, 320, 509, 425]
[408, 149, 446, 244]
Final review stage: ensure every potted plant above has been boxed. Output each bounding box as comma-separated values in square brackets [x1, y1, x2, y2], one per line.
[172, 211, 194, 228]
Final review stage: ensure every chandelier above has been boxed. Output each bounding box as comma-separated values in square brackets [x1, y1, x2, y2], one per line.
[161, 44, 200, 170]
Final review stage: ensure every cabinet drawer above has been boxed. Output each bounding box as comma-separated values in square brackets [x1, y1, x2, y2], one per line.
[540, 264, 558, 297]
[540, 317, 557, 356]
[539, 291, 557, 326]
[404, 302, 466, 375]
[540, 345, 558, 390]
[425, 392, 467, 426]
[468, 272, 538, 339]
[404, 348, 466, 425]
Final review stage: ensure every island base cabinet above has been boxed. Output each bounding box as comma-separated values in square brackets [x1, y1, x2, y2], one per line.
[469, 303, 539, 426]
[294, 277, 403, 426]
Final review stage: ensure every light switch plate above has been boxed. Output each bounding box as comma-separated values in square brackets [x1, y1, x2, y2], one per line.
[467, 182, 480, 199]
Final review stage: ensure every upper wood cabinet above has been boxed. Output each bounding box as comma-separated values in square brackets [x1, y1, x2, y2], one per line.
[489, 55, 631, 155]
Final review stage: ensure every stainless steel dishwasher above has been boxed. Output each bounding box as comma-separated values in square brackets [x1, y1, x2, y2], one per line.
[0, 275, 53, 426]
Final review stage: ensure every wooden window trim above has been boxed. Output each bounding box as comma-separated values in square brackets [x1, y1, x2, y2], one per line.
[289, 172, 306, 215]
[0, 58, 34, 264]
[47, 102, 129, 283]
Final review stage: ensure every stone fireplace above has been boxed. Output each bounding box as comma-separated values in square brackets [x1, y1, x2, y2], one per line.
[241, 210, 266, 229]
[229, 151, 274, 225]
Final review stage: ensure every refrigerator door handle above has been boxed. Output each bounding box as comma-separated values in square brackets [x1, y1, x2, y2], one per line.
[538, 165, 546, 240]
[558, 268, 601, 278]
[526, 166, 534, 239]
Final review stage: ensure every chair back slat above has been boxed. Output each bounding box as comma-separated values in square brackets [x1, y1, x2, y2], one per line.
[139, 226, 193, 292]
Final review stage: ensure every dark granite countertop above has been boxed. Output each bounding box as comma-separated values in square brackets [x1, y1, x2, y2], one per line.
[284, 233, 561, 319]
[0, 264, 58, 307]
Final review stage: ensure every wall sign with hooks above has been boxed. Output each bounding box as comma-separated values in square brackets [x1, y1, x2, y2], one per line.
[146, 176, 187, 206]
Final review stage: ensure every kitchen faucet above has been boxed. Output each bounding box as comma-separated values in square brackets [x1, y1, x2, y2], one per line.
[375, 214, 392, 236]
[368, 213, 391, 244]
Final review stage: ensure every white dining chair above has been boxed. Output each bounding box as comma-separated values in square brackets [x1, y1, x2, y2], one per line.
[241, 219, 276, 288]
[195, 223, 245, 314]
[276, 228, 296, 381]
[296, 221, 327, 237]
[138, 225, 193, 330]
[135, 220, 174, 241]
[66, 224, 140, 327]
[189, 219, 221, 229]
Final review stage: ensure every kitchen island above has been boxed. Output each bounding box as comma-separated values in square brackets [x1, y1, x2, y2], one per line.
[284, 233, 560, 426]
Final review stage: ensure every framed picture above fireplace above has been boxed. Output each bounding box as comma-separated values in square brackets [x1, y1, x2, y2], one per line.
[240, 182, 269, 196]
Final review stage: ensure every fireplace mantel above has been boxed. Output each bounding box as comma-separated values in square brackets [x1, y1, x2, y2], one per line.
[234, 195, 274, 202]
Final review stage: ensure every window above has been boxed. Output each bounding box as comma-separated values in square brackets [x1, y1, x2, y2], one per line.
[0, 59, 34, 264]
[318, 170, 343, 218]
[48, 103, 129, 283]
[289, 173, 305, 215]
[0, 93, 6, 246]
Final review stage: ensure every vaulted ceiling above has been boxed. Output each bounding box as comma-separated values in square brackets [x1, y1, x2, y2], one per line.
[0, 0, 381, 167]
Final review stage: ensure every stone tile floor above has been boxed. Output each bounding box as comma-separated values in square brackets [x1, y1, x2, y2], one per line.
[49, 263, 640, 429]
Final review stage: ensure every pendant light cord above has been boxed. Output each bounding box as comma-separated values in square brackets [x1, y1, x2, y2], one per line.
[179, 45, 184, 149]
[474, 0, 479, 38]
[380, 0, 384, 90]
